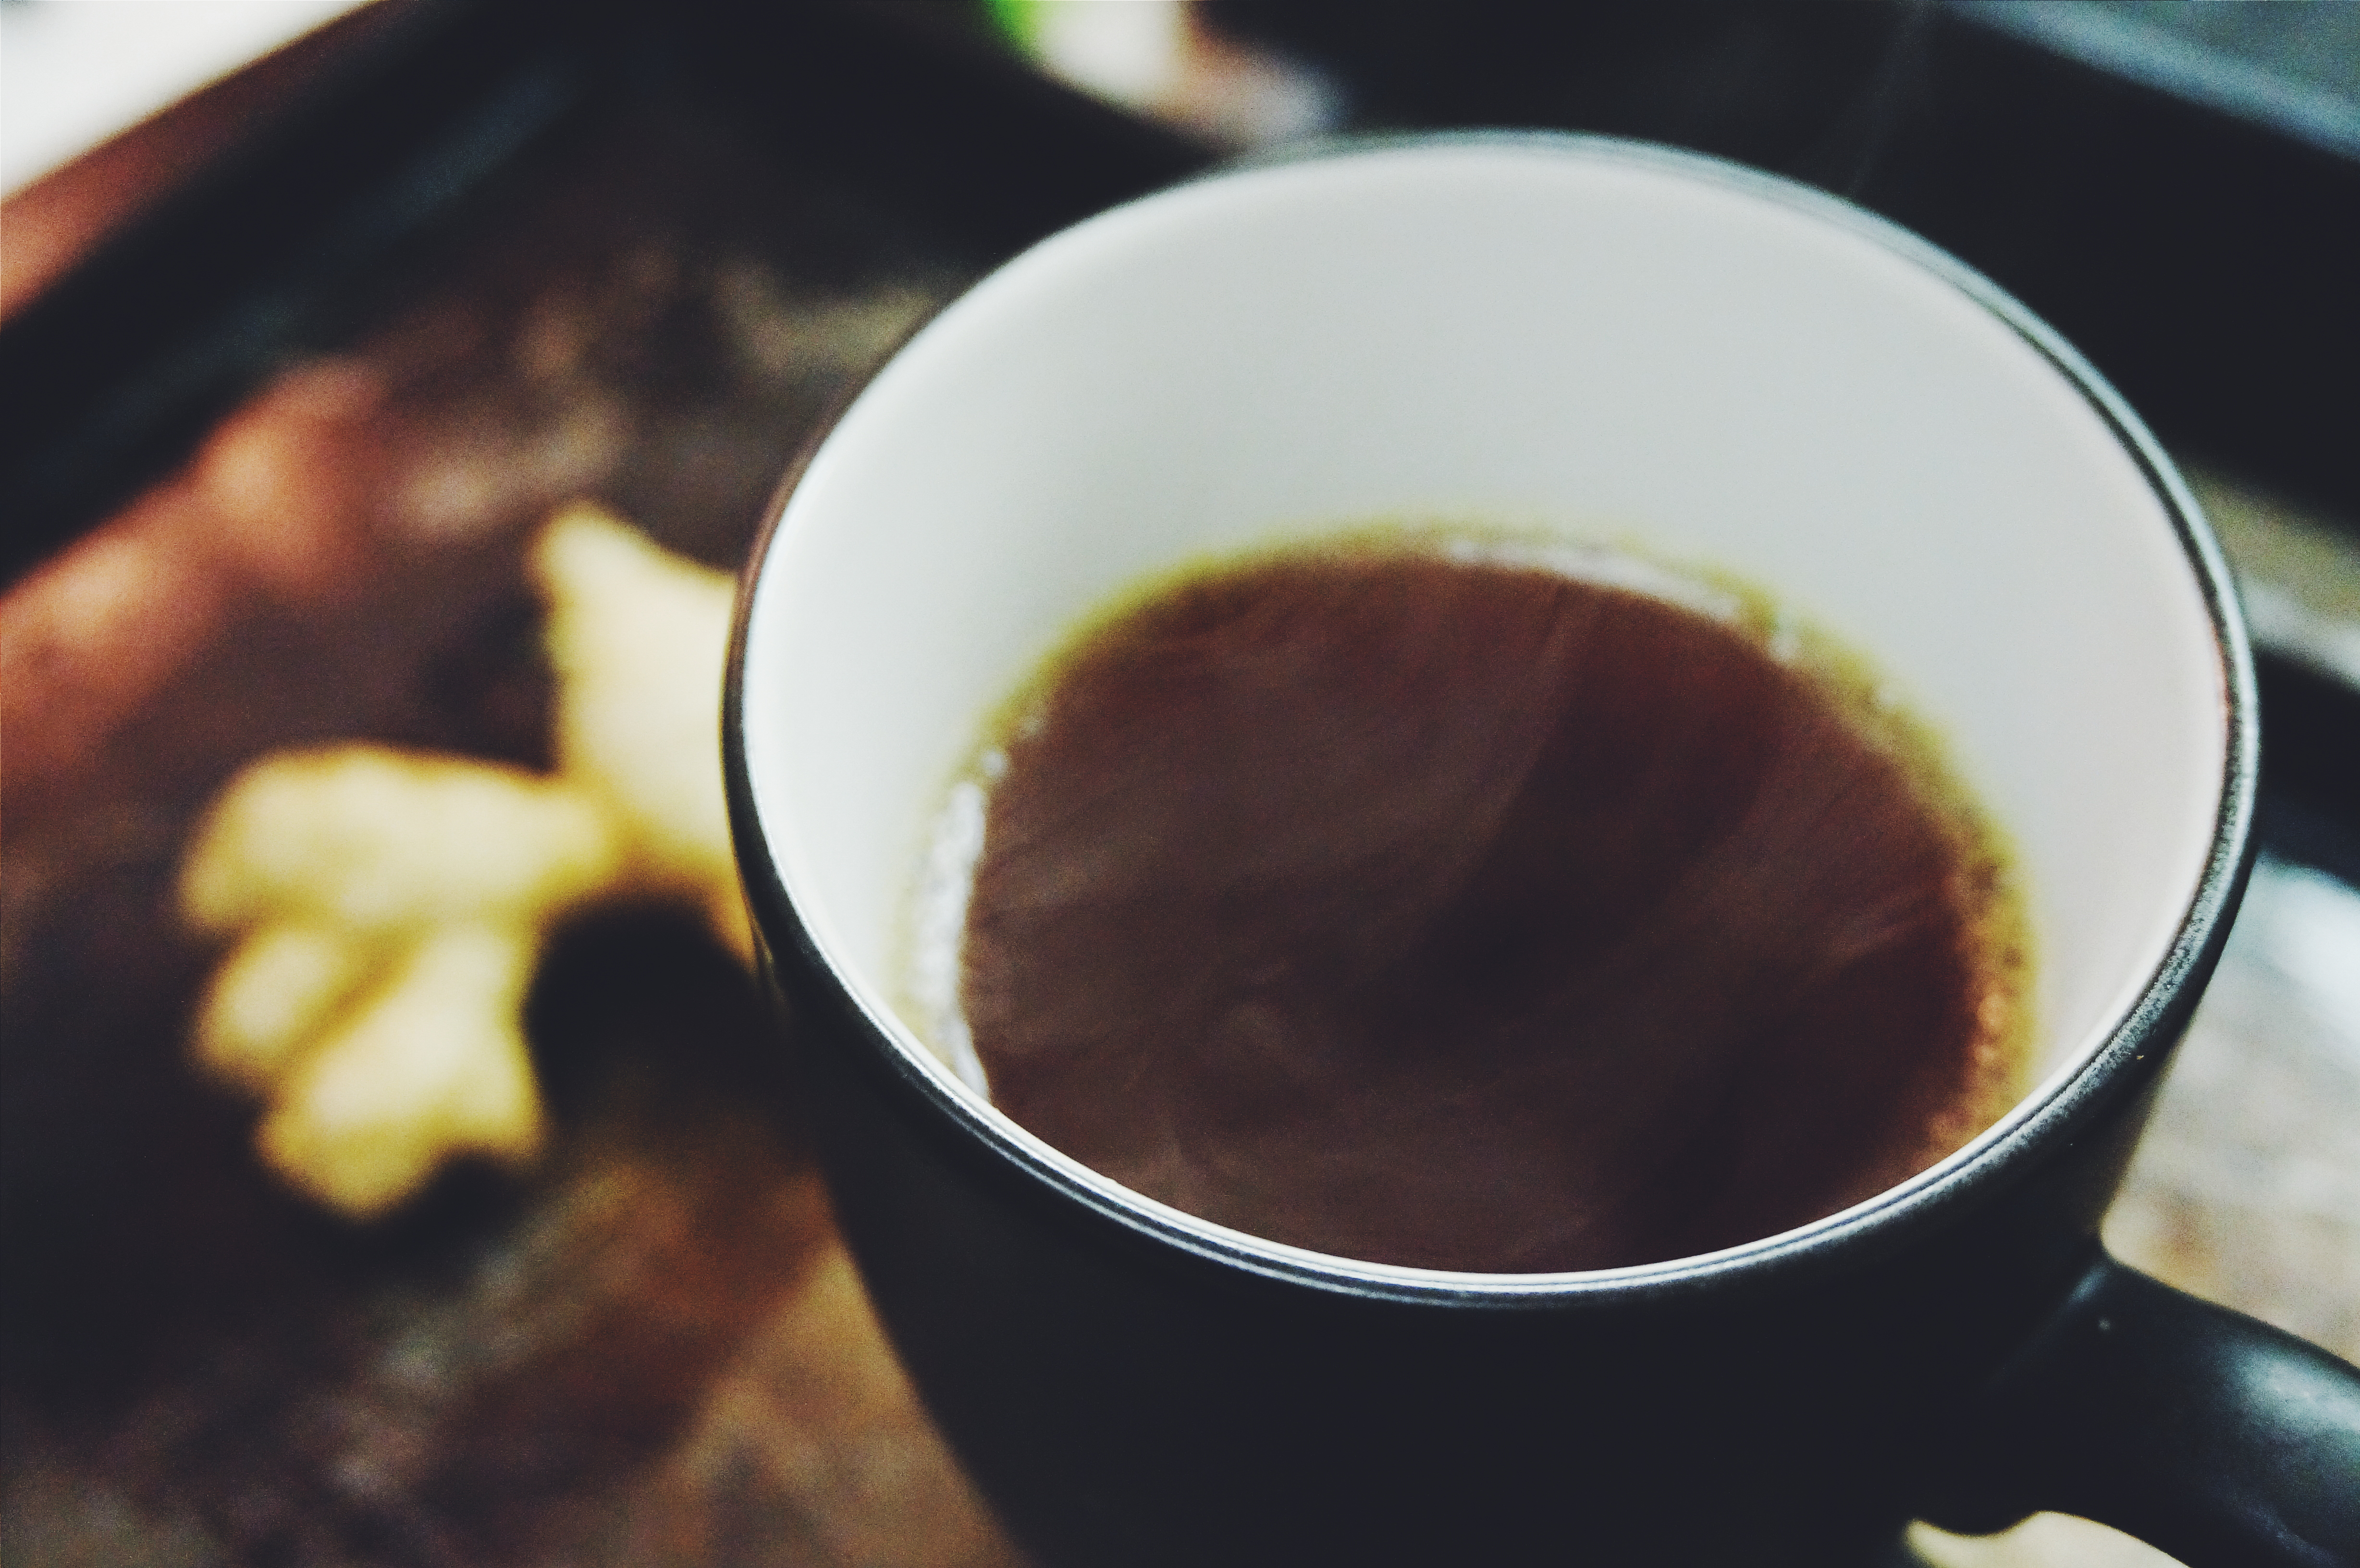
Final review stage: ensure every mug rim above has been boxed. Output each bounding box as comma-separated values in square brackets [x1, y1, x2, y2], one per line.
[723, 130, 2260, 1308]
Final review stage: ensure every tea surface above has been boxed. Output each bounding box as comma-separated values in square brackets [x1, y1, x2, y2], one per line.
[939, 544, 2027, 1272]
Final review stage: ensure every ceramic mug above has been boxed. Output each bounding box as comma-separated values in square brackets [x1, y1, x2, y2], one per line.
[725, 137, 2360, 1567]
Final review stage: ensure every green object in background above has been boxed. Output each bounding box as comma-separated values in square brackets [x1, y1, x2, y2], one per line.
[984, 0, 1045, 52]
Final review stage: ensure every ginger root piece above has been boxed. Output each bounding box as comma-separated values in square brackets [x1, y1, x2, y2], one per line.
[194, 923, 378, 1091]
[182, 748, 619, 1217]
[179, 505, 754, 1219]
[259, 924, 545, 1217]
[183, 746, 623, 935]
[535, 503, 751, 961]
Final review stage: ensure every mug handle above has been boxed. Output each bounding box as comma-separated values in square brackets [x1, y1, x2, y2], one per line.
[1919, 1248, 2360, 1567]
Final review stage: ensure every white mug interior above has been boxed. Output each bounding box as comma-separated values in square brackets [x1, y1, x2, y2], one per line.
[735, 137, 2232, 1272]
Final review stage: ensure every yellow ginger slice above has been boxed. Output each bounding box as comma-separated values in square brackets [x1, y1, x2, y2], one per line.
[183, 745, 623, 935]
[535, 503, 751, 961]
[195, 923, 377, 1091]
[180, 746, 619, 1217]
[258, 924, 545, 1217]
[179, 505, 755, 1219]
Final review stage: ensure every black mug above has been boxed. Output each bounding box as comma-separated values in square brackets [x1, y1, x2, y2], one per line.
[725, 137, 2360, 1566]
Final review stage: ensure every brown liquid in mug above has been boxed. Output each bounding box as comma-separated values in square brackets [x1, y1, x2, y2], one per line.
[949, 545, 2028, 1273]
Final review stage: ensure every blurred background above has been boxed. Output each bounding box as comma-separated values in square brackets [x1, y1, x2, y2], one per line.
[3, 4, 2355, 1566]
